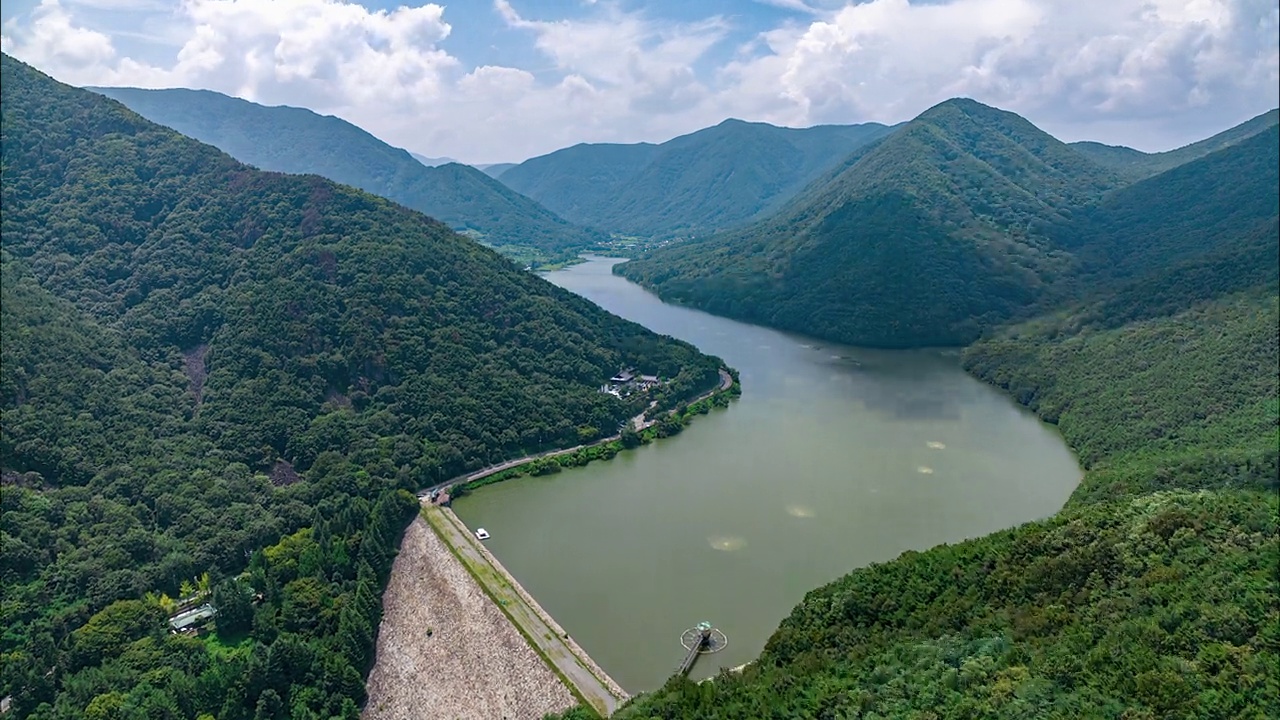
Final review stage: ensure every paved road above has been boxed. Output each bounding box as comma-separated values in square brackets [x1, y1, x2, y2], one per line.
[423, 505, 627, 716]
[419, 368, 736, 498]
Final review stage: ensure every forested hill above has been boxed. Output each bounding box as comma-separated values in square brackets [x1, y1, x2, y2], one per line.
[91, 86, 604, 258]
[571, 118, 1280, 720]
[498, 118, 895, 238]
[618, 98, 1122, 348]
[1065, 127, 1280, 295]
[0, 53, 721, 719]
[1070, 108, 1279, 181]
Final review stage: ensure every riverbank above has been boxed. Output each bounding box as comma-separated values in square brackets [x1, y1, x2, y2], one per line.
[424, 505, 629, 715]
[362, 514, 575, 720]
[442, 256, 1084, 692]
[369, 365, 734, 717]
[430, 367, 738, 500]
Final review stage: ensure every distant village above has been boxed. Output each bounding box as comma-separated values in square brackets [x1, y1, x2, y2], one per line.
[600, 367, 661, 398]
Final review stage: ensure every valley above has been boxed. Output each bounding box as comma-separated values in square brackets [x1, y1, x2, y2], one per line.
[0, 29, 1276, 720]
[450, 257, 1082, 693]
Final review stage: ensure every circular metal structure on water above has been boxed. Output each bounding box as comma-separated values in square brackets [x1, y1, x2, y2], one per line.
[680, 626, 729, 654]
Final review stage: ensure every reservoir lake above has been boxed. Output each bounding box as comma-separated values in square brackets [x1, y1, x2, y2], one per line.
[452, 256, 1081, 692]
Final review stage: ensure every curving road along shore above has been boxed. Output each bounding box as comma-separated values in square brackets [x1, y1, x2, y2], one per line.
[425, 505, 630, 716]
[419, 368, 735, 498]
[374, 369, 734, 717]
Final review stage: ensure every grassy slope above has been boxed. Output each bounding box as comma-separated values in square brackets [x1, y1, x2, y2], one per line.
[92, 86, 603, 257]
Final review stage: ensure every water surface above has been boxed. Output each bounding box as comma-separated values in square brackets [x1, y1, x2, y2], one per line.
[453, 257, 1080, 692]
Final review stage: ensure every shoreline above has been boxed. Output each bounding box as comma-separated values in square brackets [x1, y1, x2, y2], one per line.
[362, 514, 577, 720]
[438, 506, 631, 704]
[421, 504, 629, 716]
[387, 367, 737, 717]
[419, 367, 737, 500]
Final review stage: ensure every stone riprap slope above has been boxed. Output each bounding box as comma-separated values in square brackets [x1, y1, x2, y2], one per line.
[363, 517, 575, 720]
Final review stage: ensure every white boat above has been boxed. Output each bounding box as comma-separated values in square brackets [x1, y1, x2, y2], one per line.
[475, 528, 490, 540]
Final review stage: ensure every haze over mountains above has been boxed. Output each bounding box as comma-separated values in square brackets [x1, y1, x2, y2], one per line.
[92, 87, 604, 258]
[408, 152, 458, 167]
[499, 119, 896, 238]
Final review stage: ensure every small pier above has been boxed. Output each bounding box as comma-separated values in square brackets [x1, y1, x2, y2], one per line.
[676, 621, 728, 676]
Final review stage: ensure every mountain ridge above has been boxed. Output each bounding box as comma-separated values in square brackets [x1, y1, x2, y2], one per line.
[1070, 107, 1279, 180]
[1, 53, 723, 718]
[571, 97, 1279, 720]
[498, 117, 896, 238]
[617, 97, 1124, 347]
[90, 86, 604, 258]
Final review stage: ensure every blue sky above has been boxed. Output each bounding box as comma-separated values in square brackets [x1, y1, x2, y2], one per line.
[3, 1, 1277, 163]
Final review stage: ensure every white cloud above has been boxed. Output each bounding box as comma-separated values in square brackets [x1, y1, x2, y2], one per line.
[2, 0, 116, 72]
[2, 0, 1276, 160]
[716, 0, 1278, 146]
[495, 0, 726, 114]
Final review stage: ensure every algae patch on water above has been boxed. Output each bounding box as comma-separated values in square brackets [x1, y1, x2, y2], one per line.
[708, 536, 747, 551]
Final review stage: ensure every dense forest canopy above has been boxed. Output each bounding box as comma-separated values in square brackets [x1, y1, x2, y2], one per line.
[92, 86, 604, 261]
[4, 44, 1278, 720]
[617, 99, 1279, 349]
[0, 54, 722, 719]
[1063, 128, 1280, 294]
[601, 282, 1279, 716]
[498, 118, 895, 238]
[572, 111, 1279, 720]
[617, 98, 1122, 347]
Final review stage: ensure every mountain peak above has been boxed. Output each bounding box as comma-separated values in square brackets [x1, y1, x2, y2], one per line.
[92, 84, 601, 254]
[915, 97, 1021, 127]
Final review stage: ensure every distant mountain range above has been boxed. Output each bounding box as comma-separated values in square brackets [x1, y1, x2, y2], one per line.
[618, 99, 1278, 348]
[8, 47, 1279, 720]
[1069, 108, 1278, 181]
[498, 118, 896, 238]
[409, 152, 458, 167]
[476, 162, 517, 178]
[91, 87, 604, 257]
[591, 98, 1280, 720]
[3, 52, 725, 719]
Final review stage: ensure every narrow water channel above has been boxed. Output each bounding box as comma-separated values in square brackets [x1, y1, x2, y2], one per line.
[452, 256, 1081, 693]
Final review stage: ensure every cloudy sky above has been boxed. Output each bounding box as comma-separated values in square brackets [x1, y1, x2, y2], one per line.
[2, 0, 1277, 164]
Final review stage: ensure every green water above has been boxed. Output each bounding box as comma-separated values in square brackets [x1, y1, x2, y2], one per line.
[452, 257, 1081, 693]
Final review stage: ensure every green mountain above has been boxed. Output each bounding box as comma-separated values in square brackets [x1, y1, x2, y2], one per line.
[499, 118, 895, 238]
[0, 54, 722, 718]
[1066, 128, 1279, 294]
[619, 98, 1123, 347]
[90, 86, 603, 258]
[571, 114, 1280, 720]
[1071, 108, 1279, 180]
[499, 141, 661, 226]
